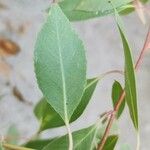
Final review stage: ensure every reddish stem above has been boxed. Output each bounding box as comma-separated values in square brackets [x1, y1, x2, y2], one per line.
[97, 26, 150, 150]
[135, 27, 150, 70]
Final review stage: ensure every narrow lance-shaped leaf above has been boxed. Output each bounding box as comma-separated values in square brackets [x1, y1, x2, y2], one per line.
[112, 81, 125, 118]
[114, 8, 138, 130]
[103, 135, 118, 150]
[34, 3, 86, 124]
[34, 78, 99, 131]
[70, 78, 99, 122]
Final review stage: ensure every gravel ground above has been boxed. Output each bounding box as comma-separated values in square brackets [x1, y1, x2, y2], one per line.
[0, 0, 150, 149]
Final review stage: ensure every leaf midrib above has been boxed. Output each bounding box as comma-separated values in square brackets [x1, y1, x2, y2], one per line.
[54, 12, 68, 121]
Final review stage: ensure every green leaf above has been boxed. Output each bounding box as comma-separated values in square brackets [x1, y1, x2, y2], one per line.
[42, 120, 119, 150]
[59, 0, 132, 21]
[103, 135, 118, 150]
[34, 3, 86, 123]
[24, 139, 55, 150]
[112, 81, 125, 118]
[0, 140, 3, 150]
[62, 7, 129, 21]
[59, 0, 81, 10]
[6, 124, 20, 145]
[76, 0, 132, 12]
[42, 121, 105, 150]
[34, 98, 63, 131]
[120, 0, 149, 15]
[34, 78, 99, 131]
[2, 144, 34, 150]
[114, 9, 138, 130]
[70, 78, 98, 122]
[24, 121, 118, 150]
[57, 0, 149, 21]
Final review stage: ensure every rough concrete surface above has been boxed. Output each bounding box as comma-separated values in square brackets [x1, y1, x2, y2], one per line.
[0, 0, 150, 149]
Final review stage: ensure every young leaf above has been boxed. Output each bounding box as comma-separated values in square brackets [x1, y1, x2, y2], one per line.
[34, 78, 99, 131]
[112, 81, 125, 118]
[42, 121, 106, 150]
[34, 3, 86, 124]
[114, 9, 138, 130]
[103, 135, 118, 150]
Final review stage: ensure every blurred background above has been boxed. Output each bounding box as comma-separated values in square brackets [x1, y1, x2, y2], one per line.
[0, 0, 150, 149]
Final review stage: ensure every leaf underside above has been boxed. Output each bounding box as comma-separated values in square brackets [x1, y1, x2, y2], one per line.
[34, 4, 86, 122]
